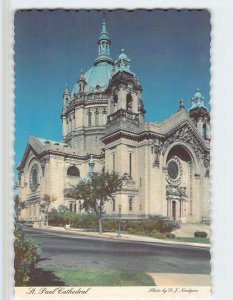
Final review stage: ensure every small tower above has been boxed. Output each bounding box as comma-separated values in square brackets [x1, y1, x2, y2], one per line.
[95, 17, 114, 66]
[114, 49, 133, 74]
[78, 69, 87, 93]
[189, 89, 210, 140]
[63, 84, 70, 106]
[107, 49, 144, 123]
[98, 17, 110, 57]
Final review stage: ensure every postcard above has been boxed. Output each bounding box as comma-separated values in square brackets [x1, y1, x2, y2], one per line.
[13, 8, 211, 299]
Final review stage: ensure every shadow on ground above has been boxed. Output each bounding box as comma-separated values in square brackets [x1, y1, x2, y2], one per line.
[28, 268, 65, 286]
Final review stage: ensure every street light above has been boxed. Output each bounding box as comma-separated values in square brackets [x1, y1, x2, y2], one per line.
[117, 204, 122, 237]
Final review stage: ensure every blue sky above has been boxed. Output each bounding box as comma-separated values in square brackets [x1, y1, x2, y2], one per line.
[14, 9, 210, 171]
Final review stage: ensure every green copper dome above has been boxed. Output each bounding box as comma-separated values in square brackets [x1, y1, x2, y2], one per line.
[71, 62, 113, 95]
[70, 19, 136, 96]
[84, 62, 113, 92]
[71, 18, 114, 95]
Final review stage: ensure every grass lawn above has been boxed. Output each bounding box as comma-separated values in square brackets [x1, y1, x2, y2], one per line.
[174, 237, 210, 244]
[48, 268, 155, 286]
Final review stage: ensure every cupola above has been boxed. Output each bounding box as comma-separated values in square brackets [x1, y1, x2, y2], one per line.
[63, 84, 70, 106]
[189, 89, 210, 140]
[77, 69, 87, 93]
[95, 18, 114, 66]
[189, 89, 207, 111]
[114, 49, 134, 75]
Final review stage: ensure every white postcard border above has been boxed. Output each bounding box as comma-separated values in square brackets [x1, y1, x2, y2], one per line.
[2, 0, 233, 300]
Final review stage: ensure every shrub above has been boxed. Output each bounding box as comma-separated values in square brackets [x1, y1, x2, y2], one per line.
[14, 224, 41, 286]
[48, 208, 62, 226]
[127, 227, 138, 234]
[141, 220, 158, 233]
[125, 218, 180, 235]
[136, 231, 145, 236]
[194, 231, 208, 238]
[155, 219, 180, 233]
[103, 219, 118, 231]
[78, 214, 98, 229]
[165, 233, 176, 239]
[151, 230, 166, 239]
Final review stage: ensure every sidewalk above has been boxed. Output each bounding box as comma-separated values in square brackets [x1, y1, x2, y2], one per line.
[34, 225, 210, 249]
[147, 273, 211, 286]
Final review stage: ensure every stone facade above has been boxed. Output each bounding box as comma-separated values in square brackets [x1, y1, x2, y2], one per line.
[17, 18, 210, 224]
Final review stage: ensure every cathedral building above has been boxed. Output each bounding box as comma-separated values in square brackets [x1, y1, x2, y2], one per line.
[17, 18, 210, 224]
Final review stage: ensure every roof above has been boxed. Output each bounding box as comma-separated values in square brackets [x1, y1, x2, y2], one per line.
[71, 62, 113, 95]
[17, 136, 104, 170]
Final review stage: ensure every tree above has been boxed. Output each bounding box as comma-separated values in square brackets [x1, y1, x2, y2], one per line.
[40, 194, 56, 226]
[67, 171, 124, 234]
[14, 195, 26, 221]
[58, 205, 76, 225]
[14, 195, 20, 221]
[14, 223, 41, 286]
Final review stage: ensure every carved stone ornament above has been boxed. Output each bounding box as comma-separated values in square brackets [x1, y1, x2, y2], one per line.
[162, 125, 202, 159]
[166, 156, 183, 186]
[18, 170, 23, 185]
[166, 184, 188, 198]
[40, 157, 49, 176]
[204, 153, 210, 176]
[151, 139, 162, 168]
[122, 172, 135, 187]
[204, 153, 210, 168]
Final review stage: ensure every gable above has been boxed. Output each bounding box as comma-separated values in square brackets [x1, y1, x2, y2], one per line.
[162, 120, 209, 159]
[17, 143, 41, 171]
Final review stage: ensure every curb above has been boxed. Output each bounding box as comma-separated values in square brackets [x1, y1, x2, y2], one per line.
[32, 226, 210, 249]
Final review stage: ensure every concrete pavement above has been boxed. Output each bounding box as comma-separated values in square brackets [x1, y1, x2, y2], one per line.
[147, 273, 211, 286]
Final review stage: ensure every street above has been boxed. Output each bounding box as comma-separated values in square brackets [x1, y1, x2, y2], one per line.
[25, 228, 211, 275]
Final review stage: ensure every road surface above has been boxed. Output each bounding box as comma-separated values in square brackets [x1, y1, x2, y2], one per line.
[25, 228, 211, 275]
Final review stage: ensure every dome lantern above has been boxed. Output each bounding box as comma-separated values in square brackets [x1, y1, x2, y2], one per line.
[97, 17, 112, 59]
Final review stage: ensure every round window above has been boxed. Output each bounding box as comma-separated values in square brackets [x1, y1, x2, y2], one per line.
[30, 164, 39, 191]
[167, 161, 179, 179]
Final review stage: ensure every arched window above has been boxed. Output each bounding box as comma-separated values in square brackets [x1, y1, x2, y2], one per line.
[128, 196, 133, 211]
[102, 111, 107, 124]
[202, 124, 207, 139]
[69, 202, 73, 212]
[88, 112, 92, 127]
[67, 166, 80, 177]
[126, 93, 133, 111]
[113, 94, 118, 109]
[95, 112, 99, 126]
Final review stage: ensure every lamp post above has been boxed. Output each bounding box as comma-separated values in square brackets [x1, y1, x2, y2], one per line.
[117, 204, 122, 237]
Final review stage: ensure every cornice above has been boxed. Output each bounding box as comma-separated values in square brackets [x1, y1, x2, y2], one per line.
[101, 129, 164, 145]
[61, 99, 108, 118]
[17, 143, 105, 171]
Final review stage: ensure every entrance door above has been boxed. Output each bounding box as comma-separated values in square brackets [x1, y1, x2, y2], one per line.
[172, 201, 176, 220]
